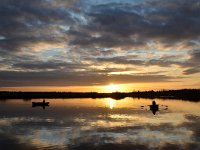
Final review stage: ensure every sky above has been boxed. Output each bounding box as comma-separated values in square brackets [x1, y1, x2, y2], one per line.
[0, 0, 200, 92]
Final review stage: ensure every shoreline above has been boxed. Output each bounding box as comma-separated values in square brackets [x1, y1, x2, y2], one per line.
[0, 89, 200, 101]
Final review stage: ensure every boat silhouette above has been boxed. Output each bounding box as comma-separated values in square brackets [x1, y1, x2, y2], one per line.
[32, 99, 49, 109]
[141, 100, 168, 115]
[149, 100, 159, 115]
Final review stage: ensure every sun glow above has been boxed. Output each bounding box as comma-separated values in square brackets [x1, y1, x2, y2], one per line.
[105, 84, 119, 92]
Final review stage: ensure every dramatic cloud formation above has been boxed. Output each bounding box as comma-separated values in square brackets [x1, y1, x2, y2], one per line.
[0, 0, 199, 90]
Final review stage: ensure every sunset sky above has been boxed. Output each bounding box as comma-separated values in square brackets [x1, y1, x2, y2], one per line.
[0, 0, 200, 92]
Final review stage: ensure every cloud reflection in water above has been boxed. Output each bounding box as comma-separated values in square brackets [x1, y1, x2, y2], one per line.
[0, 98, 199, 150]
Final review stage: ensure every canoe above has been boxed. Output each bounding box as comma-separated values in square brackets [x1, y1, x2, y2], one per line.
[32, 102, 49, 107]
[150, 104, 158, 111]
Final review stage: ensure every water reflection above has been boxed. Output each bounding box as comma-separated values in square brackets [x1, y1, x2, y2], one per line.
[108, 99, 115, 109]
[0, 98, 199, 150]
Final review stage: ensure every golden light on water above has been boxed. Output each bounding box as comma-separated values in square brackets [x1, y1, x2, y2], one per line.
[108, 99, 115, 109]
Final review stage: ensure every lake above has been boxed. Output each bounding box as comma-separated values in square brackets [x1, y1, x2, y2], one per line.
[0, 98, 199, 150]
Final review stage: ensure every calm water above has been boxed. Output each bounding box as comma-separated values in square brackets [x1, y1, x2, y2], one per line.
[0, 98, 199, 150]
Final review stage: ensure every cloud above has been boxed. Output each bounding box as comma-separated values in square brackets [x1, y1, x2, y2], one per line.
[12, 61, 87, 71]
[1, 0, 200, 53]
[183, 49, 200, 74]
[0, 71, 176, 87]
[183, 67, 200, 75]
[68, 0, 200, 49]
[96, 55, 144, 65]
[0, 0, 200, 88]
[0, 0, 76, 53]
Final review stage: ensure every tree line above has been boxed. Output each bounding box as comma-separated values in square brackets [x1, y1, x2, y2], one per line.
[0, 89, 199, 101]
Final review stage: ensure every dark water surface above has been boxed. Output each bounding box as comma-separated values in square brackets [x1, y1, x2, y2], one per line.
[0, 98, 199, 150]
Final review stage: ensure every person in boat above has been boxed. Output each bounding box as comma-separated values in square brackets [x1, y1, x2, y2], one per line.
[150, 100, 159, 115]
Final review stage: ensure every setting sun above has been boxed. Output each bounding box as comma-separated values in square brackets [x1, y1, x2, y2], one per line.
[105, 84, 119, 92]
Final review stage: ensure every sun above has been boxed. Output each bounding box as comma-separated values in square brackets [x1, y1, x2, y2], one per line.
[105, 84, 119, 92]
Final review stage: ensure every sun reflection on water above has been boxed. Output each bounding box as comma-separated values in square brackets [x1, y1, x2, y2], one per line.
[0, 98, 200, 150]
[108, 99, 116, 109]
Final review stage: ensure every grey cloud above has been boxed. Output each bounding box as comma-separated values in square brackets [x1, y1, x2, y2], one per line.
[69, 34, 145, 49]
[96, 55, 144, 65]
[1, 0, 200, 52]
[12, 61, 87, 71]
[0, 36, 63, 54]
[69, 0, 200, 49]
[183, 67, 200, 75]
[144, 50, 200, 74]
[0, 71, 175, 87]
[94, 50, 200, 76]
[85, 67, 136, 74]
[88, 5, 146, 37]
[96, 54, 182, 67]
[189, 49, 200, 63]
[0, 0, 76, 53]
[146, 59, 177, 67]
[69, 47, 116, 59]
[183, 49, 200, 75]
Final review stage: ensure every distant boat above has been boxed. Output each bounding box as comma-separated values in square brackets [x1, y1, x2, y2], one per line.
[149, 100, 159, 115]
[141, 100, 168, 115]
[32, 100, 49, 109]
